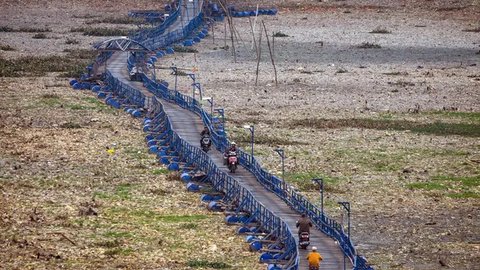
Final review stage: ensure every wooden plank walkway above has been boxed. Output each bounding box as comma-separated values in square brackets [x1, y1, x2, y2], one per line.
[108, 51, 350, 269]
[106, 1, 351, 266]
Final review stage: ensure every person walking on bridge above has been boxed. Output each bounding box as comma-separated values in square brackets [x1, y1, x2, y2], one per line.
[306, 246, 323, 270]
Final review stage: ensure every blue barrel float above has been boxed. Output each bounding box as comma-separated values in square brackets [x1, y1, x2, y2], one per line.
[167, 162, 179, 171]
[260, 252, 274, 262]
[183, 40, 194, 46]
[181, 173, 192, 182]
[72, 82, 81, 90]
[91, 85, 101, 92]
[225, 215, 239, 224]
[160, 156, 170, 165]
[237, 226, 250, 234]
[149, 145, 159, 154]
[132, 110, 142, 118]
[207, 201, 222, 211]
[267, 264, 282, 270]
[250, 241, 262, 252]
[246, 235, 256, 243]
[186, 182, 201, 192]
[166, 47, 174, 54]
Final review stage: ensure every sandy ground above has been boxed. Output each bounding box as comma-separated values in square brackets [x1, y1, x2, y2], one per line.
[1, 0, 479, 269]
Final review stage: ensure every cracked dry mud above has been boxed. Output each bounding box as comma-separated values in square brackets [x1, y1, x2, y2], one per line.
[1, 0, 479, 269]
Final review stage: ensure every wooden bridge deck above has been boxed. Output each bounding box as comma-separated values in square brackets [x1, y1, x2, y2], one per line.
[106, 3, 350, 266]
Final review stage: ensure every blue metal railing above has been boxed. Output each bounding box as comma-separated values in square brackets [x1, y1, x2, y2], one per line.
[139, 57, 373, 270]
[149, 97, 299, 269]
[97, 0, 373, 268]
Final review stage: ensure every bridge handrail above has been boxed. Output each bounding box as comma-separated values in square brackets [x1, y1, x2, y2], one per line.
[151, 97, 299, 269]
[141, 62, 372, 270]
[104, 70, 146, 108]
[130, 0, 182, 42]
[101, 0, 372, 268]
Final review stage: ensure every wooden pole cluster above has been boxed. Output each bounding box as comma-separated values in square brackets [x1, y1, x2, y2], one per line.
[215, 2, 278, 85]
[252, 20, 277, 86]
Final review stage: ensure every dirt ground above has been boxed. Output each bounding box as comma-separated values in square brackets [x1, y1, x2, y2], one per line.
[1, 0, 479, 269]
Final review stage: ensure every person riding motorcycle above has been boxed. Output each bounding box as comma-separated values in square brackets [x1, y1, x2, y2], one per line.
[306, 246, 323, 270]
[296, 213, 312, 237]
[224, 142, 237, 165]
[200, 126, 210, 137]
[200, 126, 212, 151]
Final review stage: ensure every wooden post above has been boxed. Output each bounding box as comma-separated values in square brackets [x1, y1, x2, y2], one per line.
[249, 17, 259, 59]
[224, 20, 227, 47]
[262, 21, 278, 86]
[272, 31, 275, 58]
[212, 20, 215, 44]
[218, 0, 236, 62]
[255, 25, 262, 86]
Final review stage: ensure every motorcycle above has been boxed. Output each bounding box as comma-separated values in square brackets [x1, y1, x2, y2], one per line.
[200, 135, 211, 152]
[227, 151, 237, 173]
[299, 232, 310, 249]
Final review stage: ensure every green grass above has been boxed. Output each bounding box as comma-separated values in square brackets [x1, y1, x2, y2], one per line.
[230, 129, 306, 147]
[103, 231, 133, 238]
[180, 223, 198, 229]
[407, 182, 447, 191]
[0, 49, 97, 77]
[115, 183, 134, 200]
[60, 122, 82, 129]
[64, 99, 114, 113]
[133, 212, 209, 223]
[93, 191, 110, 199]
[432, 175, 480, 187]
[124, 147, 148, 160]
[372, 160, 400, 172]
[104, 247, 134, 256]
[0, 26, 51, 32]
[152, 168, 169, 175]
[290, 118, 480, 137]
[95, 239, 121, 248]
[285, 171, 340, 191]
[63, 49, 97, 59]
[173, 45, 198, 53]
[40, 95, 62, 106]
[187, 259, 231, 269]
[447, 192, 480, 199]
[427, 111, 480, 122]
[81, 97, 115, 113]
[86, 16, 143, 25]
[407, 175, 479, 198]
[71, 27, 130, 36]
[66, 104, 88, 110]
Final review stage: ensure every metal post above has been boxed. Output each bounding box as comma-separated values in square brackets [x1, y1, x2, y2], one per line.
[274, 148, 285, 191]
[243, 125, 255, 162]
[250, 126, 254, 158]
[170, 67, 178, 92]
[338, 200, 351, 270]
[210, 96, 214, 116]
[337, 201, 351, 238]
[187, 73, 196, 106]
[174, 68, 178, 92]
[312, 178, 324, 219]
[152, 63, 156, 81]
